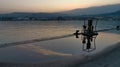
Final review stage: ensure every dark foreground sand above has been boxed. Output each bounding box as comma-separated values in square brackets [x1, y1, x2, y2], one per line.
[78, 42, 120, 67]
[0, 42, 120, 67]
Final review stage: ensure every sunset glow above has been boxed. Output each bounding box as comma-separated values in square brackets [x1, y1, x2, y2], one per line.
[0, 0, 120, 13]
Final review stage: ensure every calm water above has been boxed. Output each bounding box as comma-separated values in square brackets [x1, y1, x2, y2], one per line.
[0, 20, 119, 63]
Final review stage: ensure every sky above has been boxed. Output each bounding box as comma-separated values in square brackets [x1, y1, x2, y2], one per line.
[0, 0, 120, 13]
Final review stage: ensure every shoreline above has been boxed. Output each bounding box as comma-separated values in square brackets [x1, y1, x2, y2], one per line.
[0, 42, 120, 67]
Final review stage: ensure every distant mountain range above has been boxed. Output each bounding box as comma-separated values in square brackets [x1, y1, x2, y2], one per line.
[60, 4, 120, 16]
[0, 4, 120, 18]
[97, 10, 120, 16]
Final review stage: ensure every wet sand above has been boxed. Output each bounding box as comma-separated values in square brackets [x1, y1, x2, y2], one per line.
[0, 42, 120, 67]
[78, 42, 120, 67]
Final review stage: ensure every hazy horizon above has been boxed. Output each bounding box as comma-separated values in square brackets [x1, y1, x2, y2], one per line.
[0, 0, 120, 14]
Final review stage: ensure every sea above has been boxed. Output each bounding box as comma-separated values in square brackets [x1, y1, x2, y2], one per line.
[0, 20, 119, 64]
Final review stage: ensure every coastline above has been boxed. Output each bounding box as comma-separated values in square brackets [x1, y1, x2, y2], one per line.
[0, 42, 120, 67]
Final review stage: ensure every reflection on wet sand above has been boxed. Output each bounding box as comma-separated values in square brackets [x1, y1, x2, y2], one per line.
[19, 44, 73, 56]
